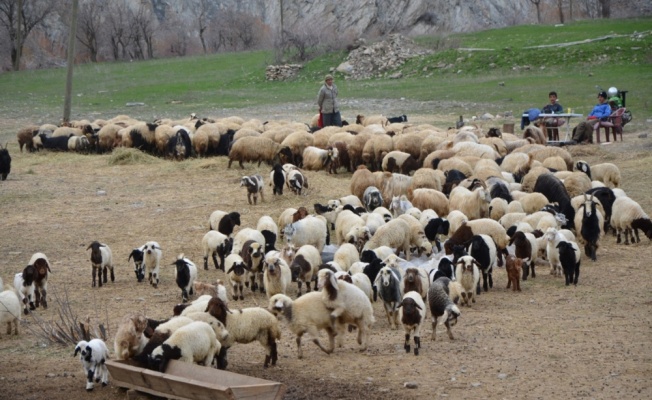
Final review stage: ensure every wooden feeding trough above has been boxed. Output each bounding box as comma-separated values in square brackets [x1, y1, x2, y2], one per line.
[106, 360, 286, 400]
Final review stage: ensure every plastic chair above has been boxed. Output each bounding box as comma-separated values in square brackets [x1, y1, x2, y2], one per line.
[594, 108, 626, 143]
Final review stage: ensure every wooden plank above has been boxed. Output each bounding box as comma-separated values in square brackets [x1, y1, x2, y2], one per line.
[106, 360, 286, 400]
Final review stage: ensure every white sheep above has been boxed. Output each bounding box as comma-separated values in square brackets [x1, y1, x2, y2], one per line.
[449, 185, 491, 221]
[149, 321, 220, 372]
[398, 214, 433, 258]
[611, 196, 652, 245]
[224, 253, 250, 301]
[74, 339, 110, 391]
[455, 256, 481, 306]
[361, 211, 386, 236]
[331, 243, 360, 272]
[268, 293, 342, 358]
[398, 291, 427, 355]
[204, 297, 281, 368]
[263, 251, 292, 299]
[335, 272, 374, 303]
[0, 284, 21, 337]
[362, 218, 412, 260]
[142, 241, 162, 288]
[317, 269, 375, 351]
[285, 215, 328, 253]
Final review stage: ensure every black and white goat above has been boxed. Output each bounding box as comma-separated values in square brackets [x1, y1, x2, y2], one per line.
[387, 114, 408, 123]
[287, 169, 307, 195]
[240, 174, 265, 205]
[173, 254, 198, 303]
[74, 339, 110, 391]
[167, 127, 192, 160]
[467, 235, 496, 292]
[129, 246, 145, 282]
[87, 242, 114, 288]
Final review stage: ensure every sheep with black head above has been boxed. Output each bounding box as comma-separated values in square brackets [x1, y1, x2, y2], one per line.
[173, 254, 198, 303]
[129, 246, 145, 282]
[240, 174, 265, 205]
[87, 242, 114, 288]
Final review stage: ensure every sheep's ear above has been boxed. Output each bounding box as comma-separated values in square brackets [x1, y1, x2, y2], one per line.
[415, 304, 422, 310]
[242, 263, 251, 271]
[397, 302, 403, 309]
[74, 346, 81, 357]
[226, 265, 235, 274]
[328, 271, 338, 289]
[473, 260, 482, 268]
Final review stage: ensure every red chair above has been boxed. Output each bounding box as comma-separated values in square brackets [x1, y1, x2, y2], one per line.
[594, 108, 626, 143]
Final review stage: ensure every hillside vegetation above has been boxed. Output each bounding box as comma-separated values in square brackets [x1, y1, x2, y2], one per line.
[0, 18, 650, 140]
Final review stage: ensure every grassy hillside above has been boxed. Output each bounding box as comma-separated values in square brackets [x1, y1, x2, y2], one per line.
[0, 18, 650, 138]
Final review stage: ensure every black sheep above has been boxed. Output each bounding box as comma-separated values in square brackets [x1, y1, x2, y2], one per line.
[467, 235, 494, 292]
[38, 133, 71, 151]
[0, 144, 11, 181]
[212, 211, 241, 237]
[580, 195, 601, 261]
[556, 241, 580, 286]
[362, 258, 385, 302]
[167, 129, 192, 160]
[586, 187, 616, 233]
[387, 114, 408, 123]
[424, 218, 450, 252]
[271, 163, 285, 195]
[488, 179, 513, 202]
[216, 129, 236, 156]
[533, 173, 575, 230]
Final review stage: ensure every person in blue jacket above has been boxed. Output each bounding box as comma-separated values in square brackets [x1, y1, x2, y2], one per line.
[588, 91, 612, 121]
[571, 91, 612, 144]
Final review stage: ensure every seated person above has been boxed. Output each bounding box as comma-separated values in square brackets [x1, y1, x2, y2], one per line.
[540, 91, 565, 141]
[587, 91, 612, 130]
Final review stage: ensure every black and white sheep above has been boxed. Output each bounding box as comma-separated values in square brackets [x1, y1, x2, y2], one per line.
[86, 242, 114, 288]
[201, 230, 232, 271]
[556, 241, 581, 286]
[240, 174, 265, 205]
[270, 163, 286, 195]
[428, 277, 462, 341]
[578, 194, 602, 261]
[173, 254, 198, 303]
[375, 266, 403, 330]
[208, 210, 241, 237]
[398, 291, 426, 355]
[289, 244, 321, 296]
[142, 241, 163, 288]
[225, 253, 251, 301]
[204, 296, 281, 369]
[74, 339, 110, 391]
[0, 143, 11, 181]
[128, 246, 146, 282]
[533, 173, 575, 230]
[287, 168, 308, 195]
[38, 133, 72, 151]
[149, 321, 221, 372]
[467, 234, 496, 292]
[257, 216, 278, 254]
[424, 217, 450, 252]
[509, 231, 536, 280]
[362, 186, 384, 211]
[611, 196, 652, 245]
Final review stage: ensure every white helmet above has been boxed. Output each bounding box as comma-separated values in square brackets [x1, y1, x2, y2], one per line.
[607, 87, 618, 97]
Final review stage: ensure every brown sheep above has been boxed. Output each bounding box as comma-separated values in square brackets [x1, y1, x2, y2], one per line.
[505, 255, 523, 292]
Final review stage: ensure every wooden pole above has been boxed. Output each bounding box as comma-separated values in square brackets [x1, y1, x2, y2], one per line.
[63, 0, 79, 124]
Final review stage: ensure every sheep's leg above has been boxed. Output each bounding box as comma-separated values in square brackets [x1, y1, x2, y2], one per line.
[460, 292, 467, 306]
[445, 320, 455, 340]
[634, 228, 641, 243]
[258, 273, 265, 294]
[85, 368, 95, 391]
[216, 347, 228, 370]
[92, 265, 97, 287]
[531, 262, 536, 278]
[404, 333, 411, 353]
[414, 336, 420, 356]
[238, 283, 244, 300]
[574, 263, 580, 285]
[624, 229, 630, 245]
[212, 253, 219, 270]
[488, 272, 493, 289]
[431, 317, 438, 341]
[103, 266, 108, 284]
[203, 256, 209, 270]
[471, 291, 476, 304]
[522, 262, 529, 281]
[181, 288, 188, 303]
[616, 229, 622, 244]
[110, 266, 115, 282]
[357, 321, 368, 351]
[482, 272, 488, 292]
[296, 281, 303, 296]
[231, 283, 238, 300]
[35, 288, 41, 308]
[516, 277, 521, 292]
[507, 277, 512, 289]
[239, 160, 244, 169]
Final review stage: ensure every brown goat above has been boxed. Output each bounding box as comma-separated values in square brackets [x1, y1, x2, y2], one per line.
[505, 255, 523, 292]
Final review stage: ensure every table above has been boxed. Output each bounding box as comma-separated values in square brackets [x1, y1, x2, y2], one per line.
[522, 113, 583, 143]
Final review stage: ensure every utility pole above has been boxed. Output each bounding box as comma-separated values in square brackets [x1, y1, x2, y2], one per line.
[63, 0, 79, 123]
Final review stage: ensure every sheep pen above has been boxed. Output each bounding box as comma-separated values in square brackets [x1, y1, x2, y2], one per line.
[0, 110, 650, 400]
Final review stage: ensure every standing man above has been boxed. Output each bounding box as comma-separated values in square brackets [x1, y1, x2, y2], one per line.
[317, 74, 342, 127]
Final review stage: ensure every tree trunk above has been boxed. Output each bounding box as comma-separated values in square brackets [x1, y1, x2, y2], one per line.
[14, 0, 23, 71]
[557, 0, 565, 23]
[599, 0, 611, 18]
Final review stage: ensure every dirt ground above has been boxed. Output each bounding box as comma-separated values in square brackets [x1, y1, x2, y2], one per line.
[0, 108, 651, 400]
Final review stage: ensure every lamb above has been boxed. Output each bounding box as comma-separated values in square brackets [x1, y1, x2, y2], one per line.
[336, 272, 374, 303]
[287, 168, 308, 195]
[192, 279, 227, 300]
[449, 185, 491, 221]
[545, 227, 573, 277]
[142, 241, 163, 288]
[13, 272, 35, 315]
[149, 321, 220, 372]
[23, 252, 51, 310]
[362, 218, 413, 260]
[611, 196, 652, 245]
[389, 195, 413, 217]
[173, 254, 198, 303]
[268, 293, 339, 358]
[363, 186, 383, 211]
[428, 277, 462, 341]
[232, 228, 266, 260]
[227, 136, 292, 168]
[239, 239, 265, 292]
[263, 251, 292, 299]
[257, 215, 279, 254]
[509, 231, 537, 280]
[398, 291, 426, 355]
[455, 256, 481, 306]
[401, 267, 429, 299]
[201, 230, 232, 271]
[208, 210, 241, 237]
[505, 255, 523, 292]
[317, 269, 375, 351]
[114, 313, 149, 360]
[289, 245, 322, 296]
[128, 246, 146, 282]
[375, 266, 403, 329]
[284, 215, 328, 253]
[0, 144, 11, 181]
[86, 242, 114, 288]
[204, 297, 281, 369]
[467, 234, 496, 292]
[74, 339, 110, 391]
[302, 145, 338, 174]
[556, 241, 581, 286]
[270, 163, 286, 195]
[240, 174, 265, 205]
[429, 257, 455, 282]
[0, 284, 20, 336]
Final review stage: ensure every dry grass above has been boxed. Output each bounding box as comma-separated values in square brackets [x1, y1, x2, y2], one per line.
[0, 126, 651, 400]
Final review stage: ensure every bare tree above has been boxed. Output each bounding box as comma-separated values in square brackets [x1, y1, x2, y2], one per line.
[106, 0, 132, 60]
[529, 0, 542, 23]
[598, 0, 610, 18]
[0, 0, 55, 70]
[131, 4, 156, 59]
[557, 0, 565, 23]
[190, 0, 211, 54]
[75, 0, 104, 62]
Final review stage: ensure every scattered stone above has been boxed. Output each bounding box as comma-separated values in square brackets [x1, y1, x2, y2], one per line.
[388, 71, 403, 79]
[471, 382, 482, 388]
[265, 64, 303, 81]
[97, 190, 106, 196]
[46, 373, 56, 378]
[638, 133, 648, 138]
[378, 388, 390, 393]
[336, 61, 354, 74]
[126, 102, 145, 107]
[498, 373, 508, 379]
[404, 382, 419, 389]
[498, 81, 504, 86]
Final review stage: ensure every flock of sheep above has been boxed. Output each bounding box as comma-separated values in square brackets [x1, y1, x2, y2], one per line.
[3, 112, 652, 392]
